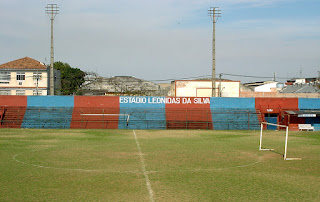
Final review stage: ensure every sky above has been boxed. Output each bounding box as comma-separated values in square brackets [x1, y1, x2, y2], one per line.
[0, 0, 319, 83]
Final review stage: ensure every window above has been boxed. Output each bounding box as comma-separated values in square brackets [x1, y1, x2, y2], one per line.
[16, 72, 25, 80]
[33, 72, 42, 80]
[33, 90, 42, 96]
[16, 90, 25, 95]
[0, 90, 11, 95]
[0, 71, 11, 81]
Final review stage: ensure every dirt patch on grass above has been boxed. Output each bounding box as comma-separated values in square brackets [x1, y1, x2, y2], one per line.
[134, 130, 256, 140]
[0, 135, 28, 138]
[134, 130, 208, 139]
[37, 139, 60, 144]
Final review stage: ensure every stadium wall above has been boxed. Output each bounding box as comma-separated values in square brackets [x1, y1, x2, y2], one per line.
[21, 96, 74, 129]
[1, 96, 320, 130]
[298, 98, 320, 128]
[166, 97, 212, 129]
[0, 95, 27, 128]
[71, 96, 119, 129]
[210, 97, 260, 130]
[119, 96, 166, 129]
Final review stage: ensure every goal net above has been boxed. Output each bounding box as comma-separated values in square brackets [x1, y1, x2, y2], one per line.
[259, 122, 301, 160]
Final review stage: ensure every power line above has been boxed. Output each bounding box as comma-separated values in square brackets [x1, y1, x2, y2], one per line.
[3, 72, 292, 83]
[149, 73, 293, 83]
[221, 73, 289, 80]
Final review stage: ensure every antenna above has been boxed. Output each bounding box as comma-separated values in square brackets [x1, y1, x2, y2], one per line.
[208, 7, 221, 97]
[46, 4, 59, 95]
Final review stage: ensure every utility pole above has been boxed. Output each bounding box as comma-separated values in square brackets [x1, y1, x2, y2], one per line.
[208, 7, 221, 97]
[219, 73, 222, 97]
[46, 4, 59, 95]
[36, 71, 39, 95]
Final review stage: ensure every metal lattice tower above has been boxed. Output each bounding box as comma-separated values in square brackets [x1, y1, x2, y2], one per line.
[45, 4, 59, 95]
[208, 7, 221, 97]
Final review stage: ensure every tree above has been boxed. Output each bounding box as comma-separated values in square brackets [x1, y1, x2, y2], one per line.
[54, 62, 86, 95]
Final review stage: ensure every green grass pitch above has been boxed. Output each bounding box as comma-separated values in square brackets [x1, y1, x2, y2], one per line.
[0, 129, 319, 201]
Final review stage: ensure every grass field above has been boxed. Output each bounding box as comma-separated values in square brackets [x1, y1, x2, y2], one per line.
[0, 129, 319, 201]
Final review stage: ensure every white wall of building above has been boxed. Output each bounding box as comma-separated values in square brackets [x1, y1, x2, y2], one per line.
[295, 79, 306, 84]
[0, 70, 48, 95]
[175, 80, 240, 97]
[254, 82, 278, 92]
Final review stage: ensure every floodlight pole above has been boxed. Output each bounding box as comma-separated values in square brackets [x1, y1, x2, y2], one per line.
[208, 7, 221, 97]
[46, 4, 59, 95]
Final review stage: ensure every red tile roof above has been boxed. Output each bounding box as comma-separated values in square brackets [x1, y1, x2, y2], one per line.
[0, 57, 47, 70]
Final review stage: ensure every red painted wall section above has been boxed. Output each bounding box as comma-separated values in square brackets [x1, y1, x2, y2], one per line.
[0, 95, 27, 106]
[0, 96, 27, 128]
[255, 98, 299, 114]
[71, 96, 120, 129]
[165, 97, 213, 129]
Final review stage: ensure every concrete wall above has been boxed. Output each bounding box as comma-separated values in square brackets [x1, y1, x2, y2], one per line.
[240, 91, 320, 98]
[1, 96, 320, 130]
[71, 96, 119, 129]
[21, 96, 74, 129]
[256, 98, 299, 113]
[166, 97, 212, 129]
[299, 98, 320, 109]
[119, 96, 166, 129]
[0, 95, 27, 128]
[210, 97, 260, 130]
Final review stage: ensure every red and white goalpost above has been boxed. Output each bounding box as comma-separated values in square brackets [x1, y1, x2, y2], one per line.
[259, 122, 301, 160]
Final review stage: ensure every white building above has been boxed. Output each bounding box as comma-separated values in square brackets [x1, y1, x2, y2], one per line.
[172, 80, 240, 97]
[254, 81, 278, 92]
[0, 57, 48, 95]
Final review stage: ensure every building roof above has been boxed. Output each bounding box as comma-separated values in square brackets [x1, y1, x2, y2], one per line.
[243, 80, 277, 88]
[0, 57, 47, 70]
[280, 84, 320, 93]
[285, 110, 320, 116]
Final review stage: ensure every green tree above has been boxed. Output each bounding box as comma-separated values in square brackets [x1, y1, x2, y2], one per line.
[54, 61, 86, 95]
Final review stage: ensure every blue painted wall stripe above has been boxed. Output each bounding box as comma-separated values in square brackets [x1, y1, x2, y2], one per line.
[27, 96, 74, 107]
[22, 96, 74, 129]
[118, 96, 166, 129]
[210, 98, 259, 130]
[210, 97, 256, 109]
[299, 98, 320, 110]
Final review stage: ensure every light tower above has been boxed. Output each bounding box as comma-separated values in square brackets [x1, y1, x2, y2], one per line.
[45, 4, 59, 95]
[208, 7, 221, 97]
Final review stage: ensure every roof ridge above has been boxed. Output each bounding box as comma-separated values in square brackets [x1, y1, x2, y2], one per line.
[0, 57, 47, 70]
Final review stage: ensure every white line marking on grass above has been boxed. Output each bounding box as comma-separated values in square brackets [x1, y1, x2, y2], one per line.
[186, 159, 262, 172]
[12, 151, 139, 174]
[144, 159, 262, 174]
[133, 130, 155, 202]
[145, 154, 263, 173]
[233, 159, 261, 168]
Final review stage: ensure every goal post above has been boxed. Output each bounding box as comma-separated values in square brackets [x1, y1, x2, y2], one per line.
[260, 122, 301, 160]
